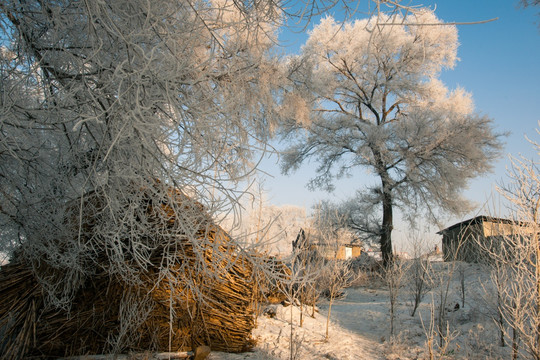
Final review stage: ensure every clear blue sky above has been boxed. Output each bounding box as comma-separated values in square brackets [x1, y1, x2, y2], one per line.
[257, 0, 540, 250]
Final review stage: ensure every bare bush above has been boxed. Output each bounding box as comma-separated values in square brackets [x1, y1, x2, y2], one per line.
[406, 236, 434, 317]
[475, 133, 540, 360]
[408, 258, 432, 317]
[382, 258, 408, 338]
[421, 297, 460, 360]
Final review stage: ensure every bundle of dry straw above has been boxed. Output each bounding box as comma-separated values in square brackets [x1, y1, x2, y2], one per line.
[0, 184, 280, 359]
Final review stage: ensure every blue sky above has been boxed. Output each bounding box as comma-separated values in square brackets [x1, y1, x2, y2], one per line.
[256, 0, 540, 250]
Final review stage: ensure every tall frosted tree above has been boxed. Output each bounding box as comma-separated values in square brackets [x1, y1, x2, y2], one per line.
[0, 0, 294, 355]
[0, 0, 286, 310]
[280, 9, 504, 266]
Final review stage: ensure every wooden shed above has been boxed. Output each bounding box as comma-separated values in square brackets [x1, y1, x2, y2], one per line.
[438, 215, 536, 262]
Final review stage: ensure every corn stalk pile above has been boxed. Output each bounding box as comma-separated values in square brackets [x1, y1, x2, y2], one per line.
[0, 185, 274, 359]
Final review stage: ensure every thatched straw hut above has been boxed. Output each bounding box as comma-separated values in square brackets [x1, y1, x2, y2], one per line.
[0, 184, 270, 359]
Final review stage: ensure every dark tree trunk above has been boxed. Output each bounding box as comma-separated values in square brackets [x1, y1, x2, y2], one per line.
[381, 188, 394, 268]
[373, 147, 394, 268]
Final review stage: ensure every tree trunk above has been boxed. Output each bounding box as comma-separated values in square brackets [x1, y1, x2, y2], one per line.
[374, 149, 394, 268]
[512, 326, 519, 360]
[326, 296, 334, 341]
[381, 187, 394, 268]
[300, 302, 304, 327]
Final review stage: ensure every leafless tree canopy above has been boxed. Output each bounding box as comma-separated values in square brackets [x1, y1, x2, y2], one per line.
[0, 0, 289, 308]
[279, 8, 504, 265]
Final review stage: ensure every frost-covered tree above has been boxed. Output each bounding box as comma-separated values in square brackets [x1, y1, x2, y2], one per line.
[280, 9, 504, 266]
[0, 0, 295, 356]
[0, 0, 285, 309]
[476, 131, 540, 360]
[521, 0, 540, 7]
[314, 195, 383, 246]
[231, 195, 308, 256]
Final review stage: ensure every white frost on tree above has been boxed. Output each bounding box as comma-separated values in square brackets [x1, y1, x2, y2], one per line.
[477, 130, 540, 359]
[0, 0, 285, 309]
[280, 8, 504, 266]
[229, 191, 309, 256]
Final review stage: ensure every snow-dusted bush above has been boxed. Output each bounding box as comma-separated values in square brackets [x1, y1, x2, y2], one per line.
[477, 131, 540, 360]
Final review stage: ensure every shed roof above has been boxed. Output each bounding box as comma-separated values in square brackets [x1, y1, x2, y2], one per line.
[436, 215, 522, 235]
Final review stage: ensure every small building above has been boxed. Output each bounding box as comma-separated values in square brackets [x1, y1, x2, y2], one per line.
[437, 215, 535, 262]
[292, 228, 362, 261]
[319, 242, 363, 260]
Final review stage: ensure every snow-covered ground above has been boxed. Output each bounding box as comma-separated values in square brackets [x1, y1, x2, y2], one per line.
[210, 261, 514, 359]
[209, 302, 383, 360]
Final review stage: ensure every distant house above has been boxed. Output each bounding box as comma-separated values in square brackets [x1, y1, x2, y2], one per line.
[292, 228, 362, 261]
[437, 216, 536, 262]
[325, 242, 363, 260]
